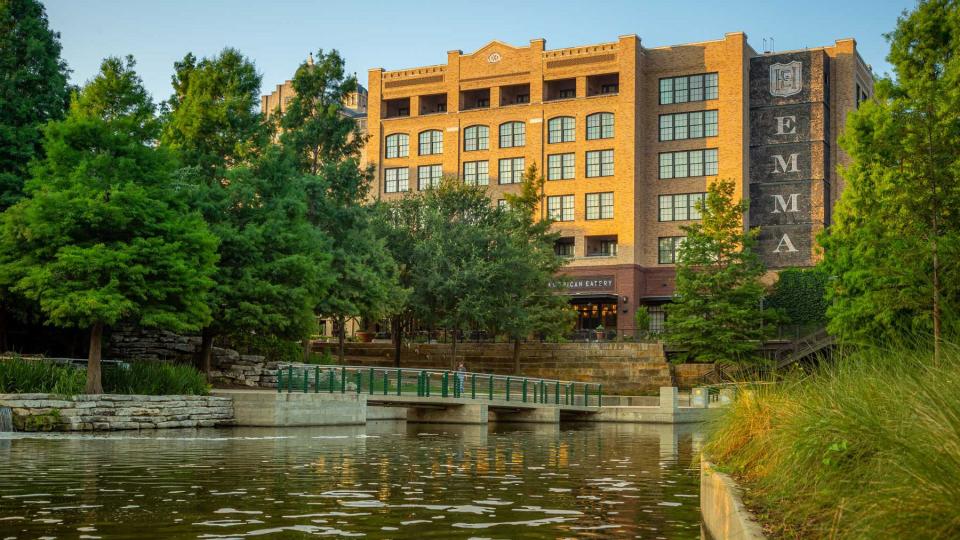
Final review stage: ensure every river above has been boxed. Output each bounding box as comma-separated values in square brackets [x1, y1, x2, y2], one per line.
[0, 422, 703, 539]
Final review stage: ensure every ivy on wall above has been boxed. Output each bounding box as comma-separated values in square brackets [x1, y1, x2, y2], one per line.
[766, 268, 830, 326]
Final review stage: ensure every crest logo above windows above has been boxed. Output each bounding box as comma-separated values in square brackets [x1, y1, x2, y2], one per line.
[769, 61, 802, 97]
[487, 52, 502, 64]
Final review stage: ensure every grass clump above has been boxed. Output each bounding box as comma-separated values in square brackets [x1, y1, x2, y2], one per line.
[0, 356, 85, 395]
[705, 345, 960, 539]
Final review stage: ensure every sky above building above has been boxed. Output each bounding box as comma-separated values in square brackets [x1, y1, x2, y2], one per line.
[45, 0, 909, 104]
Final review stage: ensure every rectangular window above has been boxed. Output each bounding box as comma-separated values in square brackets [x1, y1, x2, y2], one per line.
[547, 195, 574, 221]
[586, 150, 613, 177]
[555, 240, 575, 257]
[658, 192, 706, 221]
[658, 110, 719, 141]
[498, 157, 525, 184]
[463, 161, 489, 186]
[658, 149, 719, 179]
[384, 167, 409, 193]
[659, 73, 718, 105]
[585, 192, 613, 220]
[547, 153, 575, 180]
[548, 117, 575, 143]
[497, 199, 509, 208]
[463, 126, 489, 151]
[658, 236, 684, 264]
[418, 164, 442, 190]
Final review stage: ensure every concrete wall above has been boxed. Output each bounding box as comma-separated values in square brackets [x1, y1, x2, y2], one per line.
[216, 390, 366, 427]
[701, 460, 767, 539]
[0, 394, 234, 431]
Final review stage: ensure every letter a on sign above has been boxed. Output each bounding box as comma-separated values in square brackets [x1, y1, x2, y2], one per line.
[773, 234, 798, 253]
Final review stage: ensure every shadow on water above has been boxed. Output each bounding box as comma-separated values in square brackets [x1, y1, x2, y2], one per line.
[0, 420, 704, 539]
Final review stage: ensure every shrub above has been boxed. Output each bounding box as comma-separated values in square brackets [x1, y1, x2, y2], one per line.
[0, 356, 85, 395]
[223, 332, 305, 364]
[103, 362, 210, 395]
[765, 267, 829, 326]
[705, 345, 960, 538]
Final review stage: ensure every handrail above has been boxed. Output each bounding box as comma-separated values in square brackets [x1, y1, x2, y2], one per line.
[274, 364, 603, 408]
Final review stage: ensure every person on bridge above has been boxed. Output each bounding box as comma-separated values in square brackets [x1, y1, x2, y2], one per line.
[456, 362, 466, 396]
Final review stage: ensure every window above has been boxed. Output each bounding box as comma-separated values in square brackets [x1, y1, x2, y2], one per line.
[418, 165, 442, 190]
[498, 157, 524, 184]
[385, 133, 409, 158]
[586, 112, 614, 140]
[559, 88, 575, 99]
[658, 236, 685, 264]
[499, 121, 525, 148]
[659, 111, 719, 141]
[547, 195, 574, 222]
[418, 130, 442, 155]
[658, 192, 705, 221]
[658, 149, 718, 179]
[463, 125, 489, 151]
[596, 239, 617, 256]
[497, 199, 509, 209]
[659, 73, 719, 105]
[548, 116, 575, 143]
[384, 167, 409, 193]
[586, 192, 614, 220]
[555, 239, 575, 257]
[586, 150, 614, 177]
[547, 153, 575, 180]
[463, 161, 489, 186]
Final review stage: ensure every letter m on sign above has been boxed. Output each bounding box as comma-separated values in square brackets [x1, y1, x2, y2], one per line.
[772, 153, 799, 174]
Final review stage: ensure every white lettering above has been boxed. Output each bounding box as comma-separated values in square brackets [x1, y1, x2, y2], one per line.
[771, 193, 800, 213]
[775, 115, 797, 135]
[772, 153, 799, 174]
[773, 234, 799, 253]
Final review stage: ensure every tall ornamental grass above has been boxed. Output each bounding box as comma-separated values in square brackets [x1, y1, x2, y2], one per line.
[0, 357, 209, 396]
[705, 346, 960, 539]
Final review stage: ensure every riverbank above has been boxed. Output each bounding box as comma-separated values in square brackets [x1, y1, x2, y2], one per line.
[704, 347, 960, 539]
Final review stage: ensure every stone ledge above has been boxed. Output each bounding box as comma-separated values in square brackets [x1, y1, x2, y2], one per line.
[700, 460, 767, 540]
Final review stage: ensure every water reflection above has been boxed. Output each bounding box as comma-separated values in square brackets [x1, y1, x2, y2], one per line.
[0, 422, 702, 539]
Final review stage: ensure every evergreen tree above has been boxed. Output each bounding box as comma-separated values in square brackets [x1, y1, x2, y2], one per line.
[0, 0, 70, 209]
[820, 0, 960, 361]
[160, 49, 332, 373]
[0, 56, 218, 393]
[666, 178, 772, 363]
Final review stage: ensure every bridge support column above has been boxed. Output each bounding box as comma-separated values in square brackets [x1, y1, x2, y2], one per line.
[491, 406, 560, 424]
[406, 404, 488, 425]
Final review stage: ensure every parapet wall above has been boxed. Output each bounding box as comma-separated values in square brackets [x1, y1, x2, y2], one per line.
[0, 394, 234, 431]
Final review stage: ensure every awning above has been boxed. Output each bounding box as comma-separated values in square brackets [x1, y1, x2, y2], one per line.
[565, 293, 619, 301]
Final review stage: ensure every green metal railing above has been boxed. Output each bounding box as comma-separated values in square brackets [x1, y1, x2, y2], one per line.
[275, 364, 602, 408]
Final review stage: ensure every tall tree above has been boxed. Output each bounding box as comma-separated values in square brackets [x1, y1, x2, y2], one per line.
[0, 56, 218, 393]
[0, 0, 70, 209]
[666, 178, 772, 363]
[160, 49, 332, 373]
[820, 0, 960, 361]
[279, 50, 403, 362]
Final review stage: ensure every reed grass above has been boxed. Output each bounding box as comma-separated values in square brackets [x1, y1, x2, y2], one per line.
[0, 356, 209, 396]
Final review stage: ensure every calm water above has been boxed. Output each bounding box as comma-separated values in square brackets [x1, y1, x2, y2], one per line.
[0, 422, 703, 539]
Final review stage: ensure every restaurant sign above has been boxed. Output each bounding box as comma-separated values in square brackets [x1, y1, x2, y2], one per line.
[551, 275, 616, 292]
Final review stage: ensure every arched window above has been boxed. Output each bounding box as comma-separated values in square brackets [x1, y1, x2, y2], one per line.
[586, 112, 614, 140]
[499, 121, 525, 148]
[418, 130, 443, 155]
[385, 133, 409, 158]
[547, 116, 575, 143]
[463, 125, 489, 151]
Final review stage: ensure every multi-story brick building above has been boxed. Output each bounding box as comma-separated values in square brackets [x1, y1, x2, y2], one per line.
[267, 33, 873, 338]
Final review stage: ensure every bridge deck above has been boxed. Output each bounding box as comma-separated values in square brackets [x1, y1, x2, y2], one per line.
[365, 393, 599, 413]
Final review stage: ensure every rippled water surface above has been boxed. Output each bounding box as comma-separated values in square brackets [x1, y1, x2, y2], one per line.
[0, 422, 702, 539]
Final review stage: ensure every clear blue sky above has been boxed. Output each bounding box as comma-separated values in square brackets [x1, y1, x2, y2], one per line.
[45, 0, 910, 103]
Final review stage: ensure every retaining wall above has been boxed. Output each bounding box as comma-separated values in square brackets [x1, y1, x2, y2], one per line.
[700, 460, 767, 539]
[0, 394, 234, 431]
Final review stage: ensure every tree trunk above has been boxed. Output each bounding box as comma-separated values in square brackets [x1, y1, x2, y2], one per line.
[451, 329, 458, 370]
[933, 240, 941, 366]
[338, 315, 346, 364]
[0, 301, 7, 353]
[301, 337, 311, 362]
[392, 316, 402, 368]
[513, 338, 521, 374]
[198, 328, 215, 376]
[86, 322, 104, 394]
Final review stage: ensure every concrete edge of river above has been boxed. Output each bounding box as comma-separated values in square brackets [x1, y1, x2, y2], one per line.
[700, 460, 768, 540]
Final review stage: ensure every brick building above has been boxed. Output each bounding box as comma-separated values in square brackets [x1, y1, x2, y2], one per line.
[267, 33, 873, 338]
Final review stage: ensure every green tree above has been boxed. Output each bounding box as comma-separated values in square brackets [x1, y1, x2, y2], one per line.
[279, 50, 403, 362]
[496, 164, 574, 371]
[160, 49, 332, 373]
[820, 0, 960, 361]
[0, 56, 218, 393]
[766, 267, 829, 326]
[666, 178, 772, 363]
[0, 0, 70, 209]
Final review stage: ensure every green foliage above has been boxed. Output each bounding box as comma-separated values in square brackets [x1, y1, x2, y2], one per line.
[705, 344, 960, 539]
[820, 0, 960, 348]
[0, 356, 84, 394]
[634, 308, 652, 339]
[765, 268, 829, 326]
[304, 350, 335, 365]
[0, 0, 70, 209]
[102, 362, 209, 395]
[666, 178, 774, 363]
[224, 332, 306, 364]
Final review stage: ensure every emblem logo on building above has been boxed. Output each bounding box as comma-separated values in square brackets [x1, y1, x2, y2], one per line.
[769, 61, 802, 97]
[487, 52, 502, 64]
